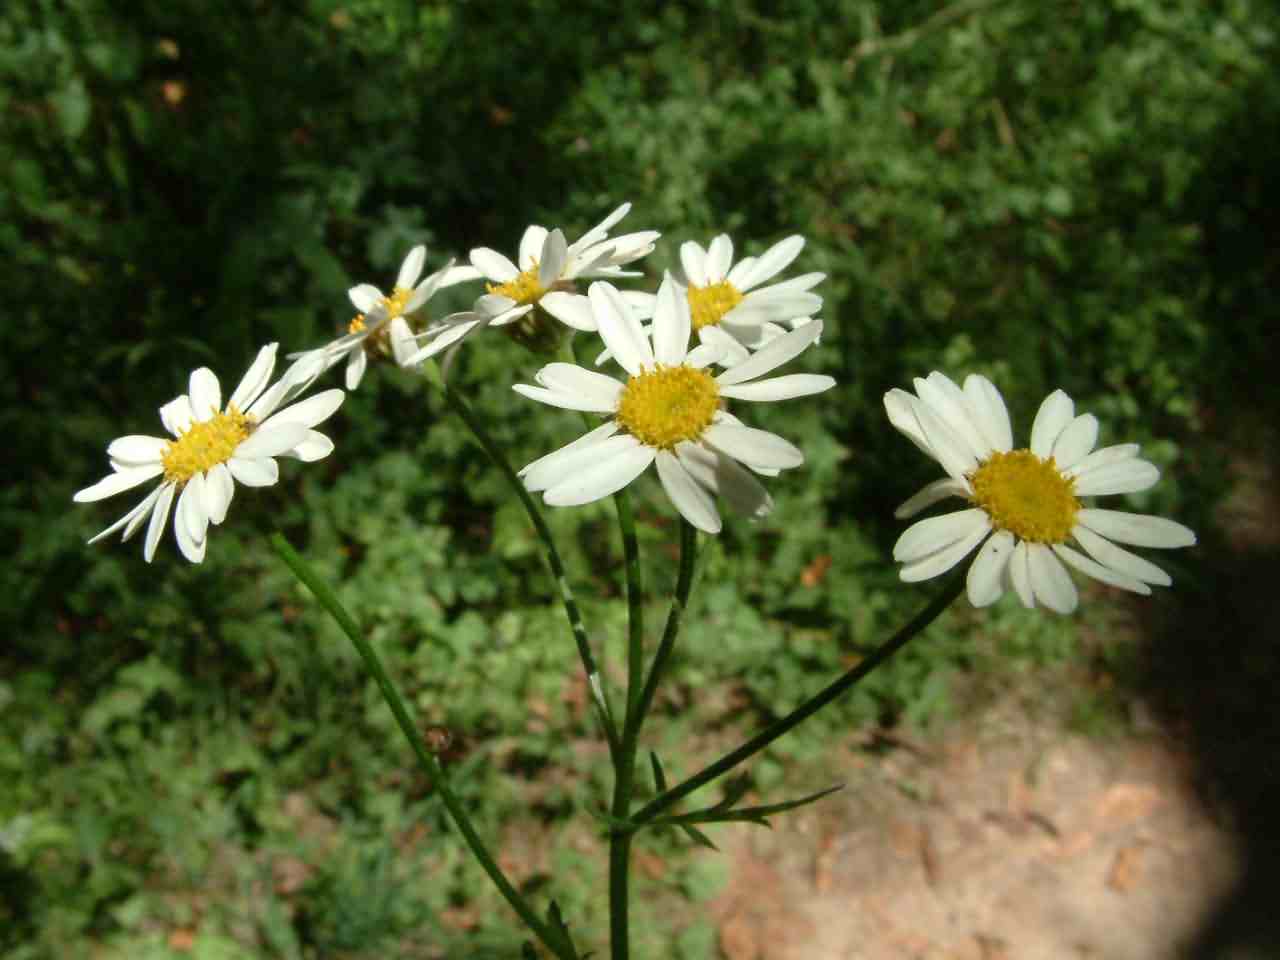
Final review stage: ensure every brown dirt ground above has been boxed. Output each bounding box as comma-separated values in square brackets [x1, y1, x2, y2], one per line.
[698, 703, 1239, 960]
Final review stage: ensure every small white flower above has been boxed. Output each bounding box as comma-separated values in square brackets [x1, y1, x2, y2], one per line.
[467, 202, 659, 333]
[672, 234, 824, 366]
[512, 276, 835, 534]
[74, 344, 344, 563]
[293, 245, 481, 389]
[885, 372, 1197, 613]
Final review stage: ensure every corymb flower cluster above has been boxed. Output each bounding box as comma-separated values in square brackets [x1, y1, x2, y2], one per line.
[75, 201, 1195, 614]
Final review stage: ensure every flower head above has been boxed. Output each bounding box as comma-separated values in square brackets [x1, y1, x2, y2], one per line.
[885, 372, 1197, 613]
[672, 234, 824, 366]
[294, 245, 481, 389]
[468, 202, 659, 335]
[74, 344, 344, 563]
[512, 276, 835, 534]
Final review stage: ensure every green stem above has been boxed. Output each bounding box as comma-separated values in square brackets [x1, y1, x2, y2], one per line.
[631, 568, 967, 826]
[608, 488, 645, 960]
[270, 534, 576, 960]
[634, 519, 699, 740]
[428, 367, 621, 759]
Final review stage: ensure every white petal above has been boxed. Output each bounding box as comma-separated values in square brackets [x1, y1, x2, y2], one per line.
[1063, 443, 1141, 479]
[389, 317, 417, 365]
[656, 450, 721, 534]
[535, 362, 624, 407]
[226, 456, 278, 487]
[519, 225, 549, 269]
[893, 508, 989, 563]
[74, 464, 165, 502]
[578, 202, 630, 249]
[160, 395, 195, 437]
[1009, 541, 1035, 608]
[967, 530, 1016, 606]
[591, 281, 653, 376]
[716, 320, 823, 386]
[719, 374, 835, 402]
[652, 273, 692, 366]
[962, 374, 1013, 453]
[732, 235, 805, 291]
[539, 229, 568, 287]
[1026, 543, 1077, 614]
[899, 521, 990, 583]
[912, 396, 979, 481]
[893, 477, 970, 519]
[1052, 543, 1151, 595]
[403, 317, 486, 365]
[87, 484, 163, 545]
[687, 342, 724, 369]
[621, 290, 657, 319]
[176, 476, 209, 564]
[540, 291, 598, 331]
[679, 241, 709, 288]
[1072, 458, 1159, 496]
[229, 343, 279, 411]
[203, 462, 235, 525]
[106, 435, 168, 465]
[405, 264, 447, 314]
[144, 482, 177, 563]
[519, 420, 619, 479]
[884, 389, 932, 456]
[725, 290, 823, 326]
[261, 389, 345, 430]
[1029, 389, 1075, 459]
[725, 254, 758, 288]
[513, 382, 618, 414]
[697, 325, 751, 367]
[235, 423, 310, 459]
[916, 372, 991, 461]
[1074, 508, 1196, 549]
[1051, 414, 1099, 470]
[705, 234, 733, 282]
[397, 245, 426, 289]
[470, 247, 519, 283]
[437, 264, 483, 287]
[676, 442, 773, 518]
[702, 421, 803, 470]
[282, 431, 335, 462]
[522, 425, 624, 491]
[1071, 524, 1172, 586]
[348, 284, 384, 314]
[188, 368, 221, 421]
[543, 441, 656, 506]
[345, 349, 368, 390]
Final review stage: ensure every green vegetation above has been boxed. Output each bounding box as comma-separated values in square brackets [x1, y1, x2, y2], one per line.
[3, 0, 1276, 956]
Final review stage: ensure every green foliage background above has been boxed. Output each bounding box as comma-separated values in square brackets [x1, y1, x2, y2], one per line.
[3, 0, 1277, 956]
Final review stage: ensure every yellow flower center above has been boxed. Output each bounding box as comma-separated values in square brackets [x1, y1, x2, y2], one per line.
[487, 262, 547, 306]
[161, 407, 255, 485]
[969, 449, 1079, 543]
[687, 280, 744, 331]
[615, 364, 720, 450]
[381, 285, 414, 318]
[348, 314, 367, 334]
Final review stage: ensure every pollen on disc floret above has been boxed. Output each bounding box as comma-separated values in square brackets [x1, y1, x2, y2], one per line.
[970, 449, 1079, 543]
[615, 363, 720, 450]
[687, 280, 743, 331]
[487, 261, 549, 307]
[161, 407, 255, 484]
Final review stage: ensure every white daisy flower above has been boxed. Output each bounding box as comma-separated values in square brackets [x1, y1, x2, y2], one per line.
[672, 234, 824, 366]
[512, 276, 835, 534]
[74, 344, 344, 564]
[468, 202, 659, 334]
[885, 372, 1197, 613]
[293, 245, 481, 390]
